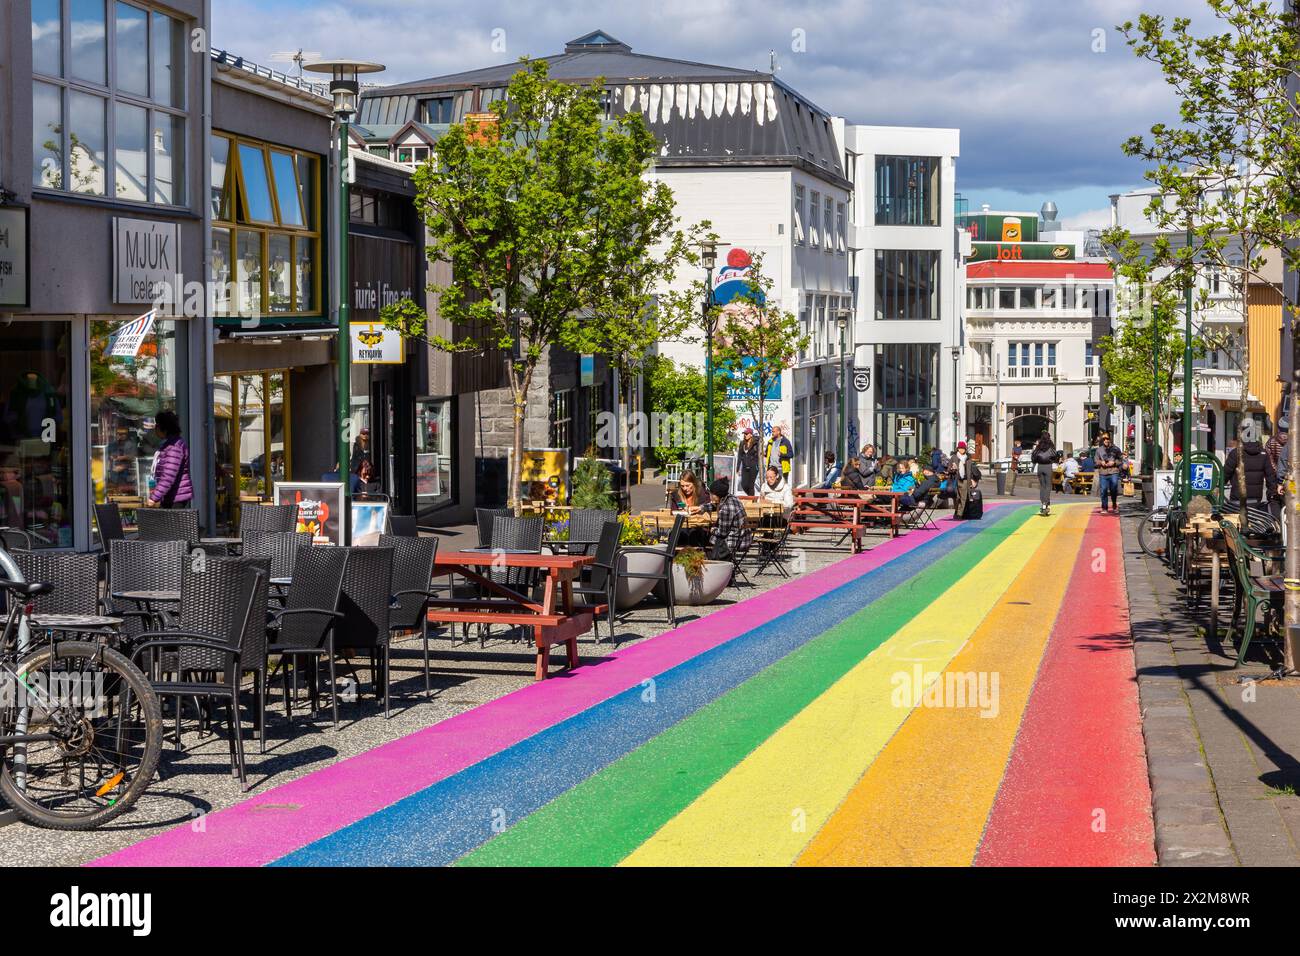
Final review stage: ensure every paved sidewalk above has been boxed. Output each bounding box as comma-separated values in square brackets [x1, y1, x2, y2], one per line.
[1121, 500, 1300, 866]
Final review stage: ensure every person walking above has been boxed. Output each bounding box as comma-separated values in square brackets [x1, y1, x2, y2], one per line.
[736, 428, 760, 496]
[766, 425, 794, 483]
[1095, 433, 1123, 513]
[147, 409, 193, 509]
[1008, 438, 1022, 495]
[947, 441, 981, 518]
[1265, 418, 1289, 522]
[1030, 430, 1055, 516]
[1224, 425, 1278, 536]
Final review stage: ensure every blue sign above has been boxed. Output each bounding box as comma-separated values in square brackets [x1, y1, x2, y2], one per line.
[579, 354, 594, 387]
[1190, 463, 1214, 492]
[711, 247, 766, 306]
[725, 357, 781, 402]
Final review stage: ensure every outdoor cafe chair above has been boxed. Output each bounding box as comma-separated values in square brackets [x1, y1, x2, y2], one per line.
[901, 491, 940, 533]
[475, 507, 511, 548]
[571, 520, 621, 644]
[131, 563, 268, 789]
[94, 502, 127, 546]
[747, 513, 793, 579]
[240, 503, 298, 534]
[107, 538, 186, 639]
[565, 508, 617, 556]
[136, 507, 199, 546]
[242, 530, 312, 586]
[616, 514, 683, 628]
[266, 545, 348, 729]
[381, 534, 439, 696]
[337, 546, 395, 718]
[388, 514, 419, 538]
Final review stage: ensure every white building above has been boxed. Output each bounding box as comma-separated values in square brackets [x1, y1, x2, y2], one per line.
[837, 125, 964, 461]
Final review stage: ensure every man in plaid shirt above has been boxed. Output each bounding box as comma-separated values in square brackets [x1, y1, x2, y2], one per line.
[705, 478, 750, 561]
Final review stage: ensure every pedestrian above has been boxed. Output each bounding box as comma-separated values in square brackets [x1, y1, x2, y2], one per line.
[737, 428, 760, 496]
[766, 425, 794, 482]
[1266, 418, 1289, 521]
[813, 451, 841, 489]
[759, 464, 794, 509]
[947, 441, 981, 518]
[1008, 438, 1022, 494]
[1031, 430, 1055, 516]
[1224, 423, 1278, 536]
[1095, 433, 1123, 513]
[147, 409, 193, 509]
[930, 445, 949, 476]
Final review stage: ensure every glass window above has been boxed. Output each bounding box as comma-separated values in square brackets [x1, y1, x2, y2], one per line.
[1041, 286, 1058, 308]
[211, 227, 232, 317]
[809, 190, 821, 247]
[269, 151, 303, 226]
[999, 288, 1016, 310]
[0, 322, 75, 548]
[875, 155, 941, 226]
[113, 101, 148, 201]
[415, 398, 453, 517]
[32, 0, 63, 77]
[874, 250, 940, 320]
[836, 202, 846, 253]
[210, 135, 231, 219]
[238, 144, 275, 222]
[793, 184, 805, 245]
[267, 234, 291, 313]
[151, 11, 184, 108]
[151, 112, 183, 205]
[68, 91, 107, 195]
[823, 197, 834, 254]
[70, 0, 108, 86]
[1018, 287, 1038, 309]
[297, 154, 316, 227]
[114, 2, 149, 97]
[32, 81, 63, 189]
[236, 231, 262, 316]
[295, 238, 316, 312]
[90, 318, 183, 530]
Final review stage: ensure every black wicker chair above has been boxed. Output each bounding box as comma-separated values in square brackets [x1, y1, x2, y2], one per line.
[241, 530, 312, 584]
[107, 539, 186, 639]
[571, 520, 621, 644]
[94, 502, 127, 546]
[266, 545, 348, 729]
[337, 546, 395, 717]
[240, 503, 297, 534]
[9, 551, 130, 643]
[566, 509, 617, 556]
[475, 507, 511, 548]
[381, 534, 439, 696]
[388, 515, 419, 538]
[616, 514, 682, 627]
[131, 562, 268, 789]
[0, 528, 33, 552]
[136, 508, 199, 545]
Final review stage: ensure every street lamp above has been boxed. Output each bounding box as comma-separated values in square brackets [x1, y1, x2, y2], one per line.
[697, 240, 718, 482]
[305, 57, 385, 536]
[836, 307, 850, 466]
[1052, 371, 1061, 443]
[950, 345, 961, 445]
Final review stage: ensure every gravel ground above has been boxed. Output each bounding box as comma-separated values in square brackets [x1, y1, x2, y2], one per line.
[0, 516, 872, 866]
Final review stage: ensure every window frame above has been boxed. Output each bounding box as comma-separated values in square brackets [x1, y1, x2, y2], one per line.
[793, 183, 805, 246]
[31, 0, 189, 207]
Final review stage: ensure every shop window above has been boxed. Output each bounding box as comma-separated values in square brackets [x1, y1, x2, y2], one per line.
[90, 317, 184, 533]
[32, 1, 188, 204]
[415, 398, 453, 517]
[875, 155, 940, 226]
[874, 250, 940, 320]
[0, 322, 74, 548]
[211, 133, 322, 319]
[213, 371, 290, 533]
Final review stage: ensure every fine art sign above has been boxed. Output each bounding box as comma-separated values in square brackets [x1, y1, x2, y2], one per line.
[114, 217, 180, 305]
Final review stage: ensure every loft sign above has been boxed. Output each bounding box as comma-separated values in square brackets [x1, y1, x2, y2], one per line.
[114, 218, 181, 305]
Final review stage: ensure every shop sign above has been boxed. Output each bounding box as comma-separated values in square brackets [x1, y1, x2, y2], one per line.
[113, 217, 180, 304]
[967, 241, 1076, 263]
[852, 367, 871, 393]
[275, 482, 344, 545]
[580, 355, 594, 387]
[897, 415, 916, 437]
[106, 310, 156, 358]
[350, 323, 405, 364]
[0, 207, 29, 307]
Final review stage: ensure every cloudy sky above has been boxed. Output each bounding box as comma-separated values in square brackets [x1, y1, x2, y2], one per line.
[213, 0, 1218, 226]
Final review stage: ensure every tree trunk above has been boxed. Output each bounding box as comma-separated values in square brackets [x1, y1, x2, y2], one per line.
[510, 388, 525, 515]
[1286, 358, 1300, 672]
[619, 375, 632, 499]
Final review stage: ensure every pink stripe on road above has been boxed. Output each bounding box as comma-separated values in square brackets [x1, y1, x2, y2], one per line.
[91, 519, 964, 867]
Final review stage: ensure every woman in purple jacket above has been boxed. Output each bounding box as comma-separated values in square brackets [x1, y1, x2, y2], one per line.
[147, 410, 193, 509]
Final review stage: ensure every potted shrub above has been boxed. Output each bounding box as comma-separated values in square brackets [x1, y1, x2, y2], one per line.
[667, 546, 732, 606]
[615, 513, 666, 609]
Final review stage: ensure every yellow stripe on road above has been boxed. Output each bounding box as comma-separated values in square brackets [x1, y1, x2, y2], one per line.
[621, 507, 1069, 867]
[796, 505, 1089, 866]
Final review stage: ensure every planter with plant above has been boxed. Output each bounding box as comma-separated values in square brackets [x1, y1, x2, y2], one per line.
[657, 546, 732, 606]
[614, 513, 666, 609]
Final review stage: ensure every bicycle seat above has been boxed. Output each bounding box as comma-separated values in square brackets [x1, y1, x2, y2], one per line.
[1, 580, 53, 597]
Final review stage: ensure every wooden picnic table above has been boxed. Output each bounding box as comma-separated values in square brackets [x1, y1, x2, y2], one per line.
[426, 551, 596, 680]
[1052, 469, 1095, 494]
[637, 501, 785, 537]
[787, 488, 903, 551]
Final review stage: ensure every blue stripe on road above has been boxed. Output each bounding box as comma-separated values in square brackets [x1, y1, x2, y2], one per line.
[271, 507, 1023, 866]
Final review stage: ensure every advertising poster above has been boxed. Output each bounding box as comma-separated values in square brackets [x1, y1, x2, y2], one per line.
[351, 501, 389, 547]
[275, 481, 344, 545]
[515, 449, 569, 505]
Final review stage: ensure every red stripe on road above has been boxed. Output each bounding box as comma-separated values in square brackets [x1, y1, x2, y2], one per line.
[976, 513, 1155, 866]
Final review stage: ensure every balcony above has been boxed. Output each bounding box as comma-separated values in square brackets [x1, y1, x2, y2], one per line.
[1005, 365, 1059, 380]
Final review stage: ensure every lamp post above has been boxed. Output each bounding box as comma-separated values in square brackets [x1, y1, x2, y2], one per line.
[1182, 217, 1195, 508]
[305, 57, 385, 537]
[1150, 308, 1161, 472]
[950, 345, 961, 447]
[698, 240, 718, 482]
[1052, 371, 1060, 443]
[836, 308, 850, 466]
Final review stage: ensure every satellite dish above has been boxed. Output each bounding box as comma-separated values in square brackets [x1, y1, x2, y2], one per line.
[269, 50, 322, 76]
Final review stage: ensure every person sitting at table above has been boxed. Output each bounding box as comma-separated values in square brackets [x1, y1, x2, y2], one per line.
[707, 477, 749, 562]
[891, 462, 917, 497]
[813, 451, 842, 490]
[1062, 453, 1081, 494]
[759, 465, 794, 510]
[902, 466, 940, 510]
[670, 470, 706, 514]
[859, 445, 881, 484]
[841, 456, 869, 491]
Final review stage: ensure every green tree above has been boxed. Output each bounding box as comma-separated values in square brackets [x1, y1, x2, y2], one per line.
[1105, 1, 1300, 652]
[570, 454, 616, 510]
[643, 354, 735, 467]
[381, 59, 678, 509]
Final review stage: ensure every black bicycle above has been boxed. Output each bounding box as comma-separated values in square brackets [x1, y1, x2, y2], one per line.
[0, 556, 162, 829]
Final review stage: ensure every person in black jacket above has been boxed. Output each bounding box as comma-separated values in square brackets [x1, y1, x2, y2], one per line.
[947, 441, 982, 518]
[1224, 435, 1276, 506]
[737, 429, 761, 496]
[1030, 430, 1056, 516]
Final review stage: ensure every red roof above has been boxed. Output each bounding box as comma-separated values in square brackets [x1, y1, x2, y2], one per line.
[966, 261, 1113, 280]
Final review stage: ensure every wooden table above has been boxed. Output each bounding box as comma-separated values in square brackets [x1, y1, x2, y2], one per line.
[1053, 469, 1095, 494]
[638, 510, 713, 534]
[788, 488, 904, 550]
[427, 552, 596, 680]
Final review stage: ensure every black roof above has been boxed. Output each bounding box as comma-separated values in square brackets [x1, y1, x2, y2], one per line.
[359, 31, 846, 184]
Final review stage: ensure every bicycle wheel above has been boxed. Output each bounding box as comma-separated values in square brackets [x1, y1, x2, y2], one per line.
[0, 641, 162, 830]
[1137, 513, 1169, 560]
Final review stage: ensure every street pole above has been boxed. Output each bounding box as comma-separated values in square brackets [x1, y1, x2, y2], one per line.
[1053, 375, 1059, 443]
[702, 258, 716, 484]
[337, 121, 351, 529]
[838, 314, 847, 466]
[1183, 220, 1194, 508]
[1151, 309, 1160, 473]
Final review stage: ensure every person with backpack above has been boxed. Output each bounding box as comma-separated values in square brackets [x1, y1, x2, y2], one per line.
[1031, 430, 1056, 516]
[765, 426, 794, 481]
[947, 441, 981, 518]
[1224, 426, 1279, 536]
